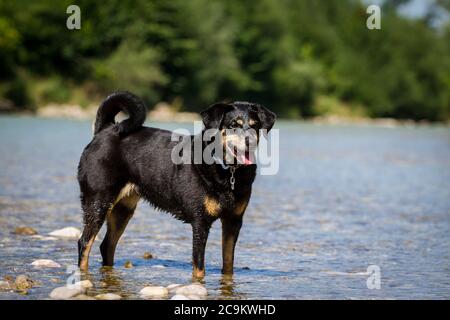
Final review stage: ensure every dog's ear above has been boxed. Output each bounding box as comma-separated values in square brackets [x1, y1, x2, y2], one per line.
[252, 103, 276, 132]
[200, 102, 233, 129]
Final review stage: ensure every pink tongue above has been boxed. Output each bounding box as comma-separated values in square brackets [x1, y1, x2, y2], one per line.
[238, 152, 253, 165]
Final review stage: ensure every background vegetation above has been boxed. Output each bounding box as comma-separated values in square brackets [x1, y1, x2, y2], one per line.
[0, 0, 449, 121]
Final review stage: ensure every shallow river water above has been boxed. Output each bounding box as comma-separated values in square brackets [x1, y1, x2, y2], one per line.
[0, 116, 449, 299]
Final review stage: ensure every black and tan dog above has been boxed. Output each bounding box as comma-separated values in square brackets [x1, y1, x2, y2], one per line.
[77, 91, 276, 277]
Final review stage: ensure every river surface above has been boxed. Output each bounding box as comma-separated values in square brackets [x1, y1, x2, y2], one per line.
[0, 116, 449, 299]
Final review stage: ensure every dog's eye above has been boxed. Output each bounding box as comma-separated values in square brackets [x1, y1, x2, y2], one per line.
[249, 119, 259, 127]
[229, 120, 239, 128]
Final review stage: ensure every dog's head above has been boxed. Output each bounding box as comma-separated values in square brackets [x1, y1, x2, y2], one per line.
[201, 101, 276, 165]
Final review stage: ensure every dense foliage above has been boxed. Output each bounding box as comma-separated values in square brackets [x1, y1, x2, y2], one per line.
[0, 0, 449, 120]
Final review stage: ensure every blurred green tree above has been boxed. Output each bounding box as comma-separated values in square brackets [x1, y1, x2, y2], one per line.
[0, 0, 448, 120]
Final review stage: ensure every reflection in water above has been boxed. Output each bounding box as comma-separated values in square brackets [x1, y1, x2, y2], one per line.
[219, 274, 236, 299]
[99, 267, 123, 289]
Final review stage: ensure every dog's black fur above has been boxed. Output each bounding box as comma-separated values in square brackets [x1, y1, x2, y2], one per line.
[77, 91, 276, 277]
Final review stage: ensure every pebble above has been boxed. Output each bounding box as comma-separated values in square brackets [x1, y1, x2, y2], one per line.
[142, 252, 154, 259]
[175, 284, 207, 297]
[15, 275, 35, 290]
[124, 261, 133, 268]
[171, 294, 190, 300]
[73, 280, 93, 289]
[167, 283, 182, 292]
[0, 280, 13, 291]
[3, 275, 13, 282]
[14, 226, 38, 235]
[281, 204, 297, 212]
[31, 235, 58, 241]
[95, 293, 122, 300]
[48, 227, 81, 239]
[50, 286, 86, 299]
[31, 259, 61, 268]
[139, 286, 169, 298]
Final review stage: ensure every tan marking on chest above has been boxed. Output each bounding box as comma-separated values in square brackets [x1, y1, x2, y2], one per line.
[234, 199, 249, 216]
[204, 196, 221, 216]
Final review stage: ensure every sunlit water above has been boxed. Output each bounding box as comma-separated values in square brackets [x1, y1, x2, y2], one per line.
[0, 116, 449, 299]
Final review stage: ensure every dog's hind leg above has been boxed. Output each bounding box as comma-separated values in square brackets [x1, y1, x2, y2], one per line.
[78, 190, 116, 271]
[100, 185, 139, 266]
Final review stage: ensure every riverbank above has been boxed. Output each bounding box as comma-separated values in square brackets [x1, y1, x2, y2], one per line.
[1, 104, 448, 127]
[34, 102, 200, 123]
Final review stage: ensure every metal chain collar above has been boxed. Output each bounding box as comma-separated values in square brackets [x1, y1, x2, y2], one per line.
[212, 154, 236, 190]
[230, 166, 236, 190]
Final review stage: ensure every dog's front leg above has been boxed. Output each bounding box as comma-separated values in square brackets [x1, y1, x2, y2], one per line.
[221, 216, 243, 274]
[191, 219, 211, 278]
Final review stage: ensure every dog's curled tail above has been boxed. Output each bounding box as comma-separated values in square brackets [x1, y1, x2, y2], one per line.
[94, 91, 147, 135]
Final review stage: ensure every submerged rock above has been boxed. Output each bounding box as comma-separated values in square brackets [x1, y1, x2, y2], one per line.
[48, 227, 81, 239]
[143, 252, 154, 259]
[15, 275, 35, 290]
[3, 275, 13, 282]
[14, 226, 38, 235]
[95, 293, 122, 300]
[124, 261, 133, 268]
[31, 235, 58, 241]
[175, 284, 207, 297]
[139, 286, 169, 298]
[31, 259, 61, 268]
[0, 280, 13, 291]
[167, 283, 182, 292]
[50, 286, 86, 299]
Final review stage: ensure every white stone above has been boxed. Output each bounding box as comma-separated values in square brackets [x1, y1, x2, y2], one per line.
[167, 283, 182, 292]
[50, 286, 85, 299]
[139, 286, 169, 297]
[95, 293, 122, 300]
[171, 294, 190, 300]
[31, 259, 61, 268]
[175, 284, 207, 297]
[31, 235, 58, 241]
[73, 280, 93, 289]
[49, 227, 81, 239]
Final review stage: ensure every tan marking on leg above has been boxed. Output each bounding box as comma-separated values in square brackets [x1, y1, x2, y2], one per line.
[234, 199, 249, 216]
[113, 183, 140, 208]
[101, 193, 139, 266]
[193, 265, 205, 278]
[79, 236, 96, 271]
[204, 196, 221, 216]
